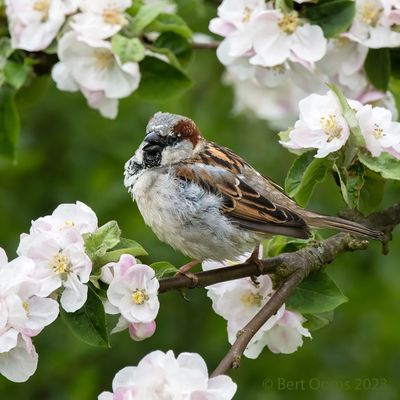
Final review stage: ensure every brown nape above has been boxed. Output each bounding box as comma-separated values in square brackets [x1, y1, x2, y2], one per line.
[173, 119, 202, 148]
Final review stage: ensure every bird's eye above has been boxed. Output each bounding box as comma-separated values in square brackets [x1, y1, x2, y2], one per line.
[166, 135, 179, 146]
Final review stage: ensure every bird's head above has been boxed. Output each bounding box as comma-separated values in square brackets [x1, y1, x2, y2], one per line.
[124, 112, 203, 188]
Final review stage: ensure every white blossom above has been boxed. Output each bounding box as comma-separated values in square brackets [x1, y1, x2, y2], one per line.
[17, 232, 92, 312]
[203, 260, 311, 357]
[345, 0, 400, 48]
[106, 254, 160, 324]
[71, 0, 131, 44]
[0, 333, 38, 382]
[98, 350, 237, 400]
[250, 10, 327, 67]
[356, 104, 400, 158]
[5, 0, 77, 51]
[280, 91, 354, 158]
[52, 31, 141, 118]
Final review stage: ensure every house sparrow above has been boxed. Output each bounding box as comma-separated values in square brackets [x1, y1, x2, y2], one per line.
[124, 112, 382, 263]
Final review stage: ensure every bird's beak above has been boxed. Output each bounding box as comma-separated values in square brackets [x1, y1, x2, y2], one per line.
[143, 131, 163, 153]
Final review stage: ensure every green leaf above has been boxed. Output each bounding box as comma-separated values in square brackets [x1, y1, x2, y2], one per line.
[4, 61, 30, 89]
[286, 272, 348, 314]
[137, 56, 191, 99]
[303, 311, 334, 331]
[390, 48, 400, 79]
[111, 35, 145, 63]
[285, 151, 332, 207]
[345, 162, 365, 209]
[364, 48, 391, 91]
[264, 234, 318, 257]
[130, 2, 167, 35]
[0, 37, 13, 67]
[97, 239, 148, 265]
[304, 0, 355, 38]
[60, 287, 110, 347]
[145, 13, 192, 38]
[0, 87, 20, 159]
[359, 170, 385, 214]
[358, 151, 400, 180]
[153, 32, 192, 66]
[84, 221, 121, 259]
[150, 261, 178, 279]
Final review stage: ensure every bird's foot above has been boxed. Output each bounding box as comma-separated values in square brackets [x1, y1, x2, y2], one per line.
[246, 245, 264, 276]
[175, 259, 200, 287]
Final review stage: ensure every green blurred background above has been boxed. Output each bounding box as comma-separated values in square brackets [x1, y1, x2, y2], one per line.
[1, 2, 400, 399]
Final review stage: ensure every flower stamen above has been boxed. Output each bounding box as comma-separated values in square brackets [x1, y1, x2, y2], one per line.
[33, 0, 50, 21]
[362, 2, 381, 26]
[278, 12, 299, 34]
[22, 301, 30, 314]
[131, 289, 149, 305]
[51, 253, 71, 274]
[102, 9, 127, 26]
[373, 123, 384, 138]
[95, 50, 114, 70]
[242, 6, 252, 23]
[320, 114, 343, 142]
[240, 292, 263, 307]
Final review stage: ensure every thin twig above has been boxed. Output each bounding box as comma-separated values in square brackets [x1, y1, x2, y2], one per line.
[210, 268, 307, 377]
[190, 41, 220, 49]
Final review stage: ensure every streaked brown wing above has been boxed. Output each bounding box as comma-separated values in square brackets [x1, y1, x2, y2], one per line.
[175, 146, 310, 239]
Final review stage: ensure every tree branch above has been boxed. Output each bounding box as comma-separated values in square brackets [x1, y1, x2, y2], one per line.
[157, 203, 400, 376]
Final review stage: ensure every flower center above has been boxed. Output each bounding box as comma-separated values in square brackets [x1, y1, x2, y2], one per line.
[320, 114, 343, 142]
[23, 301, 30, 314]
[278, 12, 299, 34]
[33, 0, 50, 20]
[362, 2, 381, 26]
[131, 289, 149, 305]
[102, 8, 127, 26]
[373, 123, 383, 138]
[95, 50, 114, 70]
[240, 292, 263, 307]
[51, 253, 71, 274]
[64, 220, 75, 227]
[242, 6, 252, 23]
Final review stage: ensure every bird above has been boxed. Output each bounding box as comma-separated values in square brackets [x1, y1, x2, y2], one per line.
[124, 112, 383, 268]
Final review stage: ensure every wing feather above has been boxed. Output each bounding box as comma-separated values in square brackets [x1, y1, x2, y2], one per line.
[175, 143, 310, 239]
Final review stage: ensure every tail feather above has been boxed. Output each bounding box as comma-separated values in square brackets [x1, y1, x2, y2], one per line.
[306, 214, 384, 241]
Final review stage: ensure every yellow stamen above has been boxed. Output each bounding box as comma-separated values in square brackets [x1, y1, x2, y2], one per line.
[242, 6, 252, 23]
[95, 50, 114, 70]
[102, 9, 127, 26]
[240, 292, 263, 307]
[23, 301, 30, 314]
[51, 253, 71, 274]
[33, 0, 50, 21]
[278, 12, 299, 34]
[362, 2, 381, 26]
[64, 220, 75, 228]
[320, 114, 343, 142]
[373, 123, 383, 138]
[131, 289, 149, 305]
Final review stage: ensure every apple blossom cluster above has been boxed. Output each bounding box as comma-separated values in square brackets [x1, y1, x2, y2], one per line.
[280, 89, 400, 159]
[100, 254, 159, 341]
[210, 0, 399, 129]
[5, 0, 141, 118]
[0, 201, 162, 383]
[203, 259, 311, 358]
[98, 350, 237, 400]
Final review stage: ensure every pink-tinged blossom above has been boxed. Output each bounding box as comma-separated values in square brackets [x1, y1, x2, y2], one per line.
[106, 254, 160, 324]
[280, 91, 356, 158]
[30, 201, 98, 238]
[71, 0, 131, 44]
[203, 260, 311, 357]
[0, 333, 38, 382]
[0, 249, 59, 382]
[111, 316, 157, 341]
[356, 104, 400, 158]
[5, 0, 77, 51]
[250, 10, 327, 67]
[17, 233, 92, 312]
[345, 0, 400, 48]
[98, 350, 237, 400]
